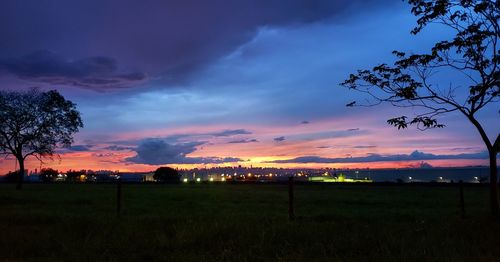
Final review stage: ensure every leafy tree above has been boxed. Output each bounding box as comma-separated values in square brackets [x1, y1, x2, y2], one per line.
[341, 1, 499, 215]
[0, 89, 83, 190]
[40, 168, 59, 182]
[154, 167, 180, 183]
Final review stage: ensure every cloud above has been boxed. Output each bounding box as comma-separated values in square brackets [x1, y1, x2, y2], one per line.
[347, 128, 360, 132]
[407, 161, 433, 168]
[228, 139, 258, 144]
[109, 129, 253, 148]
[285, 129, 369, 142]
[212, 129, 252, 137]
[274, 136, 286, 142]
[267, 150, 490, 164]
[450, 147, 481, 151]
[0, 0, 397, 88]
[126, 138, 243, 165]
[58, 144, 93, 152]
[104, 145, 135, 151]
[93, 152, 116, 158]
[301, 120, 310, 124]
[161, 129, 253, 143]
[0, 50, 146, 90]
[219, 157, 244, 163]
[352, 145, 377, 149]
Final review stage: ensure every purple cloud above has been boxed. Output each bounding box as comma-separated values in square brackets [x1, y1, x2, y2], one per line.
[126, 138, 243, 165]
[0, 50, 146, 90]
[274, 136, 286, 142]
[228, 139, 258, 144]
[268, 150, 490, 164]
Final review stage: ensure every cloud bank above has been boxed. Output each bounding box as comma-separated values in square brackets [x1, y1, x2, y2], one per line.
[267, 150, 489, 164]
[0, 50, 146, 90]
[0, 0, 396, 89]
[126, 138, 243, 165]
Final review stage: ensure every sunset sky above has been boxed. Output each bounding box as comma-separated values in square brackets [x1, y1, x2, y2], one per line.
[0, 0, 498, 173]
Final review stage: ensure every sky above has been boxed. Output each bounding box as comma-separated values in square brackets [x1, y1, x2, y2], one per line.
[0, 0, 498, 173]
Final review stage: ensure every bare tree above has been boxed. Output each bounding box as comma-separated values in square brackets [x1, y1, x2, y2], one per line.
[0, 89, 83, 189]
[341, 0, 499, 215]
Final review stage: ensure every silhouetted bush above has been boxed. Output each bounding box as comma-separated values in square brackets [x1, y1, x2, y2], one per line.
[154, 167, 180, 183]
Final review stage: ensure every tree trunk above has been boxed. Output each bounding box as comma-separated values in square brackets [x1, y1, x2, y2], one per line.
[468, 116, 499, 216]
[488, 148, 499, 216]
[16, 157, 24, 190]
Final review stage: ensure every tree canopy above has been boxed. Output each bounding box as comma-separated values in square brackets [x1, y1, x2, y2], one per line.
[154, 167, 180, 183]
[0, 89, 83, 189]
[341, 0, 499, 214]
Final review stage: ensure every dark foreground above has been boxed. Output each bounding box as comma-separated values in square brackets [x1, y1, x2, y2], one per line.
[1, 183, 499, 261]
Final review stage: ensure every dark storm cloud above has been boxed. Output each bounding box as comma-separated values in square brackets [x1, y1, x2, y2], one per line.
[228, 139, 258, 144]
[0, 50, 146, 90]
[0, 0, 396, 88]
[126, 138, 243, 165]
[268, 150, 490, 164]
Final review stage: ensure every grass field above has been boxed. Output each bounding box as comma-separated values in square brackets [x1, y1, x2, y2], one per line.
[1, 183, 499, 261]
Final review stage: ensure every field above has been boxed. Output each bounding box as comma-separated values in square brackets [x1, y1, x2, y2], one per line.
[1, 183, 500, 261]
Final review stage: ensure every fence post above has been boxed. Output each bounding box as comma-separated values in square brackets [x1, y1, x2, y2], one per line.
[288, 176, 295, 221]
[117, 177, 122, 216]
[459, 180, 465, 219]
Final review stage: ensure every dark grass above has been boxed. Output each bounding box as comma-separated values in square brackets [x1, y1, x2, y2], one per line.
[0, 183, 499, 261]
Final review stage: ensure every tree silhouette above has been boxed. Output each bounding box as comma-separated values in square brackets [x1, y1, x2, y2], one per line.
[341, 0, 499, 215]
[0, 89, 83, 190]
[154, 167, 180, 183]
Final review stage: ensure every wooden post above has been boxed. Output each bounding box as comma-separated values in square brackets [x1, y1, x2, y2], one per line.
[117, 178, 122, 216]
[288, 176, 295, 221]
[459, 180, 465, 219]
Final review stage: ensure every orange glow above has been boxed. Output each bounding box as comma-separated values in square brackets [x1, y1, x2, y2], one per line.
[0, 120, 492, 174]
